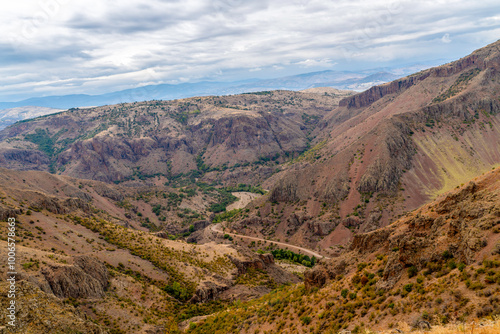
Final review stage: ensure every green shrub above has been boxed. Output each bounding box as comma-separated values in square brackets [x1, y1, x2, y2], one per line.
[407, 266, 418, 278]
[403, 284, 413, 292]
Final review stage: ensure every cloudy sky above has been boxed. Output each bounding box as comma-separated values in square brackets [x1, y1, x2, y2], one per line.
[1, 0, 500, 101]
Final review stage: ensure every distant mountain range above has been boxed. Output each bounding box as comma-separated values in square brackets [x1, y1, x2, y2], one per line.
[0, 66, 435, 112]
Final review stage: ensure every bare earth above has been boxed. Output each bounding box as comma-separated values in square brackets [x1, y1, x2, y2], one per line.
[226, 192, 261, 211]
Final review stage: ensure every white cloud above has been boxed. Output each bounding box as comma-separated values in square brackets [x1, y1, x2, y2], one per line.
[0, 0, 499, 100]
[442, 33, 452, 43]
[296, 59, 337, 68]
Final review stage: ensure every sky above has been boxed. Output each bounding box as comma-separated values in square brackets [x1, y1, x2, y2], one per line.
[1, 0, 500, 101]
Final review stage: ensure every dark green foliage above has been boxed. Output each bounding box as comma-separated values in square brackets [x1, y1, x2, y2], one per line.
[164, 281, 190, 301]
[213, 209, 241, 224]
[152, 204, 162, 216]
[270, 249, 316, 267]
[24, 129, 57, 157]
[403, 283, 413, 292]
[442, 250, 453, 260]
[407, 266, 418, 278]
[208, 190, 237, 213]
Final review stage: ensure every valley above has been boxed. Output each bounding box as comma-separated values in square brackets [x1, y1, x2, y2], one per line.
[0, 40, 500, 333]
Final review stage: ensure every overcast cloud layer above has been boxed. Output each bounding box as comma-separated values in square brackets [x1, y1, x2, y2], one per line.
[1, 0, 500, 101]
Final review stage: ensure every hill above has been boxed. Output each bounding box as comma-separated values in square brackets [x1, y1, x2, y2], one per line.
[0, 90, 353, 185]
[0, 167, 302, 333]
[185, 166, 500, 333]
[222, 39, 500, 256]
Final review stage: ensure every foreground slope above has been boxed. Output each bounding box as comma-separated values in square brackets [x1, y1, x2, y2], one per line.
[186, 167, 500, 333]
[0, 168, 300, 333]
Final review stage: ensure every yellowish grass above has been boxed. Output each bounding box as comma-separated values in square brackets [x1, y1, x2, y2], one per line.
[372, 318, 500, 334]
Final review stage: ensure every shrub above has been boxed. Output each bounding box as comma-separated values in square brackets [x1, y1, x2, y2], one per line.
[357, 263, 368, 271]
[408, 266, 418, 278]
[403, 284, 413, 292]
[442, 250, 453, 259]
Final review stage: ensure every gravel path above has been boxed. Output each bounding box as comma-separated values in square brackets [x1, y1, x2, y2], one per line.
[210, 223, 330, 259]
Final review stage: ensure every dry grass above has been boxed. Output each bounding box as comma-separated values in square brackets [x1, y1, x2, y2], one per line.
[375, 318, 500, 334]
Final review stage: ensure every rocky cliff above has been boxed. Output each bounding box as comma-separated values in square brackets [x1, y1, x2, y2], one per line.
[41, 255, 109, 299]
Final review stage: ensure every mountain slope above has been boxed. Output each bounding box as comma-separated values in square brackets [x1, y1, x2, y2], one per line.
[0, 90, 353, 184]
[185, 166, 500, 333]
[231, 39, 500, 254]
[0, 167, 301, 333]
[1, 41, 500, 258]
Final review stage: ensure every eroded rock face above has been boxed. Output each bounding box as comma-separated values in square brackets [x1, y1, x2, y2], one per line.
[339, 73, 430, 109]
[229, 254, 266, 275]
[189, 281, 229, 304]
[41, 256, 109, 299]
[307, 220, 337, 236]
[376, 254, 404, 290]
[0, 207, 21, 221]
[159, 219, 210, 237]
[304, 260, 346, 289]
[258, 253, 274, 265]
[0, 280, 107, 334]
[35, 197, 90, 214]
[189, 252, 276, 304]
[310, 170, 500, 290]
[0, 149, 49, 170]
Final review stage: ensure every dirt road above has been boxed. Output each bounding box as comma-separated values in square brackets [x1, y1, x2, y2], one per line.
[210, 223, 330, 259]
[226, 192, 262, 211]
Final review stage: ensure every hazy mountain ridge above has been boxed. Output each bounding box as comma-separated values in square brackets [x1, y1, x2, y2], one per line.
[0, 65, 431, 112]
[0, 106, 63, 130]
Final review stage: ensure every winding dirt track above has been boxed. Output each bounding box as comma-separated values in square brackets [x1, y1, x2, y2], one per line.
[210, 223, 330, 259]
